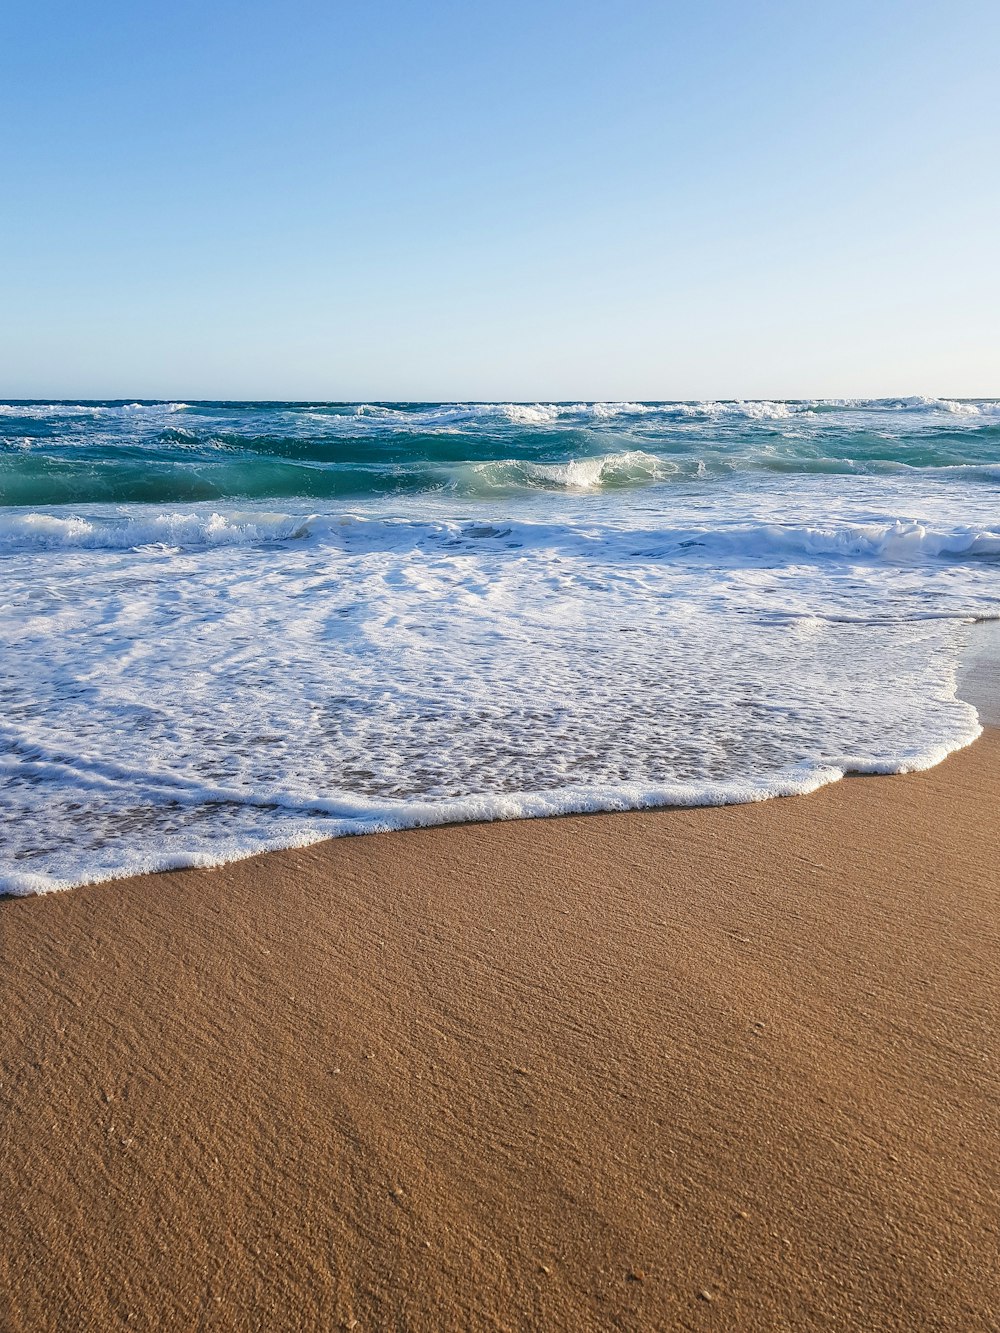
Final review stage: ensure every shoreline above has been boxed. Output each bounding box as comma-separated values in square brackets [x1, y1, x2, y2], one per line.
[8, 617, 999, 900]
[2, 717, 998, 1328]
[957, 615, 1000, 726]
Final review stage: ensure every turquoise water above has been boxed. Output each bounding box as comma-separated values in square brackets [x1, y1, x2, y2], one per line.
[2, 398, 999, 894]
[3, 398, 1000, 507]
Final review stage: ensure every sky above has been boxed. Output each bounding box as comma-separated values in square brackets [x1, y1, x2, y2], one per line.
[1, 0, 998, 400]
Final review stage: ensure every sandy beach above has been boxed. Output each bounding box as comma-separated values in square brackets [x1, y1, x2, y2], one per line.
[4, 0, 999, 1323]
[2, 720, 998, 1332]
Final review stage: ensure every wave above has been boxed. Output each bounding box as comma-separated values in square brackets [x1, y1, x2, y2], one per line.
[4, 397, 999, 426]
[5, 507, 999, 566]
[0, 401, 188, 418]
[0, 509, 317, 551]
[4, 722, 979, 897]
[5, 397, 1000, 510]
[468, 449, 664, 490]
[340, 400, 806, 426]
[3, 443, 1000, 507]
[817, 396, 1000, 416]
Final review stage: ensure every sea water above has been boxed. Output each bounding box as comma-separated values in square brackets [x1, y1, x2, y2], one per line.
[2, 398, 999, 894]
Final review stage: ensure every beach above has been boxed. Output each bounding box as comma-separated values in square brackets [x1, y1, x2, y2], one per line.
[4, 0, 999, 1321]
[3, 402, 1000, 1330]
[2, 720, 997, 1331]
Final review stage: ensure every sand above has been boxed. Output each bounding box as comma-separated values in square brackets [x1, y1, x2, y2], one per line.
[1, 732, 998, 1331]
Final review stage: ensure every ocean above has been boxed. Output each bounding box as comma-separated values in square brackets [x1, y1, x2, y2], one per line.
[3, 397, 999, 894]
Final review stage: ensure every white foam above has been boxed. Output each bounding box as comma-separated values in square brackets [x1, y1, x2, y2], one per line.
[0, 401, 182, 418]
[469, 449, 664, 491]
[819, 396, 1000, 415]
[3, 504, 998, 563]
[0, 403, 116, 417]
[0, 509, 316, 551]
[2, 484, 996, 895]
[5, 404, 1000, 896]
[3, 713, 981, 899]
[496, 403, 564, 425]
[308, 400, 811, 430]
[3, 398, 1000, 431]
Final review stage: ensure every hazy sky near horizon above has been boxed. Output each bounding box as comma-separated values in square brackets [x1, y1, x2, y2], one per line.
[2, 0, 998, 400]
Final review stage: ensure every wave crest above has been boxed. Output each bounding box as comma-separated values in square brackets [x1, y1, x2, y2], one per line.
[471, 449, 663, 491]
[5, 507, 999, 566]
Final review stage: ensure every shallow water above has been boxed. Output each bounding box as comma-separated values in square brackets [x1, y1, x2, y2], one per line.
[3, 398, 999, 893]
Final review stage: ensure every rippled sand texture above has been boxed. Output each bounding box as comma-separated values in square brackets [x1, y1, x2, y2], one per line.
[1, 730, 997, 1331]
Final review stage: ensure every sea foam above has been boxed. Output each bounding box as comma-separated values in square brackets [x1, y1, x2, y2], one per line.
[3, 399, 1000, 893]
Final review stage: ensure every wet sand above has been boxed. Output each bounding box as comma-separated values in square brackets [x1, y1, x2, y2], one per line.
[1, 731, 998, 1331]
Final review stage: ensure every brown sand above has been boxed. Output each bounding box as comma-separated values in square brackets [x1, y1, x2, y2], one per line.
[1, 737, 998, 1332]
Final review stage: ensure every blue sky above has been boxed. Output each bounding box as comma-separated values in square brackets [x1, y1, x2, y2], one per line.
[2, 0, 998, 399]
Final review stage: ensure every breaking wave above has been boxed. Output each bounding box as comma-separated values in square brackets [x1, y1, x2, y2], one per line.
[4, 396, 1000, 895]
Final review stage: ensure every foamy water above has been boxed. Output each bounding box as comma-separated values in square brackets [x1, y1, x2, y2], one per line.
[3, 399, 999, 893]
